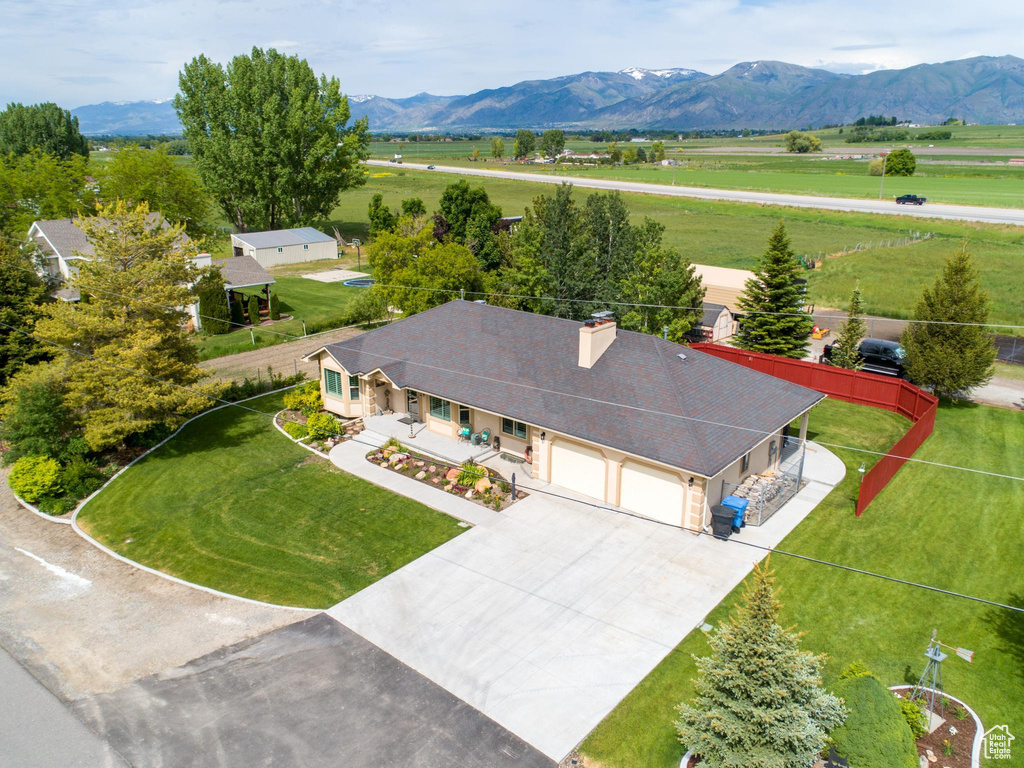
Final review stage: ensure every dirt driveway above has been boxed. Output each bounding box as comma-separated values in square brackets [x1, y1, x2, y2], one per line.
[200, 326, 365, 382]
[0, 481, 300, 700]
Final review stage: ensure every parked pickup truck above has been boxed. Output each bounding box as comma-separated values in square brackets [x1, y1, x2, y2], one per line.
[895, 194, 926, 205]
[821, 337, 909, 378]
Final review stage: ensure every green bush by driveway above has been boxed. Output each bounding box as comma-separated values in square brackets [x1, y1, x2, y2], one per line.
[76, 392, 465, 607]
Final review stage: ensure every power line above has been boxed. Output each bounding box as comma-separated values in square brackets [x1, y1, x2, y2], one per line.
[4, 319, 1020, 614]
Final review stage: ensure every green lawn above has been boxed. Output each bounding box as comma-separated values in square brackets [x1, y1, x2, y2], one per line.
[76, 392, 466, 607]
[580, 398, 1024, 768]
[194, 275, 364, 360]
[323, 171, 1024, 326]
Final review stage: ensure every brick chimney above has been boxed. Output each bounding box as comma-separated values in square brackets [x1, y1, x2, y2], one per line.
[578, 313, 617, 369]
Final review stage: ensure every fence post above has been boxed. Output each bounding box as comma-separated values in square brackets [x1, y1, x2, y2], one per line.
[303, 322, 307, 336]
[293, 359, 298, 376]
[250, 330, 255, 345]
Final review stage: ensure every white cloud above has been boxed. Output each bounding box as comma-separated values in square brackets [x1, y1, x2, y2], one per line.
[0, 0, 1020, 106]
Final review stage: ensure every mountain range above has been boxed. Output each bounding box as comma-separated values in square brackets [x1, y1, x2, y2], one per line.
[71, 56, 1024, 135]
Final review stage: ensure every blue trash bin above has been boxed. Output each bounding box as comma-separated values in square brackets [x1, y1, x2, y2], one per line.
[721, 495, 749, 529]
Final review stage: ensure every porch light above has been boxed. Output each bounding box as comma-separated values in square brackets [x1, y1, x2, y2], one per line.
[688, 477, 694, 488]
[539, 431, 546, 442]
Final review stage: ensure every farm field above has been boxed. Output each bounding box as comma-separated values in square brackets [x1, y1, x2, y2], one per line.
[579, 398, 1024, 768]
[323, 170, 1024, 326]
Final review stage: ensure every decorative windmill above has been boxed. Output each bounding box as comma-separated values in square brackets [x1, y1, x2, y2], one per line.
[909, 629, 974, 720]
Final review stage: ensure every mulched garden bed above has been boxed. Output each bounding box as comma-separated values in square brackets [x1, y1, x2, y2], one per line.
[891, 686, 978, 768]
[366, 442, 526, 511]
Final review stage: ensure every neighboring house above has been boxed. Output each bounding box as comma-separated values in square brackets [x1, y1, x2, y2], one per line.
[690, 302, 734, 342]
[692, 263, 755, 317]
[303, 301, 823, 531]
[192, 253, 276, 330]
[230, 227, 337, 269]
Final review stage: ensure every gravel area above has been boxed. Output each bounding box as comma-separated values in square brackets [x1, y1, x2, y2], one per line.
[0, 474, 299, 700]
[200, 326, 366, 382]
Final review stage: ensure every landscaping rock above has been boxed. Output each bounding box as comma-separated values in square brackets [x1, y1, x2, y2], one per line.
[416, 460, 425, 467]
[428, 465, 437, 473]
[444, 483, 453, 491]
[431, 477, 440, 484]
[465, 490, 474, 499]
[474, 477, 492, 494]
[445, 467, 460, 481]
[415, 471, 426, 480]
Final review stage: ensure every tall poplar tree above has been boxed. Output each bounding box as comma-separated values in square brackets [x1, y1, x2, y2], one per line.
[175, 47, 370, 232]
[676, 561, 845, 767]
[900, 244, 996, 398]
[35, 202, 210, 450]
[734, 222, 813, 358]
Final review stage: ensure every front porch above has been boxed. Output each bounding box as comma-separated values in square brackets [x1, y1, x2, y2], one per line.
[362, 413, 490, 465]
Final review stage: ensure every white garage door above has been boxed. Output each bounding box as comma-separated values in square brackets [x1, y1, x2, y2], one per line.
[619, 461, 685, 526]
[550, 440, 607, 501]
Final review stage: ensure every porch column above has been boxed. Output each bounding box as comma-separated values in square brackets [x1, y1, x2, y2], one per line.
[798, 412, 810, 444]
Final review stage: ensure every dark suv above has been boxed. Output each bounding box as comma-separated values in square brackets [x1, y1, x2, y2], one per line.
[822, 337, 908, 377]
[896, 194, 926, 205]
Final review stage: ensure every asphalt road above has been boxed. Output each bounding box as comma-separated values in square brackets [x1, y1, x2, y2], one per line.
[369, 160, 1024, 226]
[676, 145, 1024, 157]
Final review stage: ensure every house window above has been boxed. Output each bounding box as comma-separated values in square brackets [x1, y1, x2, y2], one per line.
[349, 375, 360, 400]
[429, 396, 450, 421]
[277, 247, 283, 253]
[459, 405, 471, 425]
[501, 418, 527, 440]
[741, 452, 750, 473]
[325, 369, 343, 397]
[303, 244, 309, 250]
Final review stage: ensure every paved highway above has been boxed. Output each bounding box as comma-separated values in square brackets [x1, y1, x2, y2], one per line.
[367, 159, 1024, 226]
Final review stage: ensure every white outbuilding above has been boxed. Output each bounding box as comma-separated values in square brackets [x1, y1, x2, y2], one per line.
[230, 227, 337, 268]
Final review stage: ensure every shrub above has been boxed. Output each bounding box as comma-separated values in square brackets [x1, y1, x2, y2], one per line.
[282, 420, 309, 440]
[247, 294, 261, 326]
[220, 370, 305, 402]
[269, 292, 280, 320]
[60, 456, 103, 499]
[0, 362, 82, 466]
[282, 381, 322, 416]
[38, 495, 77, 516]
[8, 455, 63, 503]
[230, 296, 245, 327]
[830, 674, 919, 768]
[197, 273, 231, 334]
[868, 159, 884, 176]
[898, 696, 928, 739]
[383, 437, 406, 451]
[839, 661, 874, 679]
[306, 412, 341, 441]
[457, 460, 484, 487]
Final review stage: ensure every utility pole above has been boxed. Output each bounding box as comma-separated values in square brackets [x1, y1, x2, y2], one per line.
[877, 152, 889, 200]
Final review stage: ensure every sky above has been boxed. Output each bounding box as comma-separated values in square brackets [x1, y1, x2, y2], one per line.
[1, 0, 1021, 107]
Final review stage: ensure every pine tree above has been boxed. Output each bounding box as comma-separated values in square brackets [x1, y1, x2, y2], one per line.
[676, 561, 846, 768]
[34, 201, 210, 450]
[247, 293, 261, 326]
[734, 222, 814, 358]
[230, 295, 244, 327]
[830, 286, 867, 369]
[196, 271, 231, 334]
[269, 292, 280, 320]
[900, 244, 996, 398]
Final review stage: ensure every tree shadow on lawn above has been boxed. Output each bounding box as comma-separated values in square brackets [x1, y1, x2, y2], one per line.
[985, 591, 1024, 682]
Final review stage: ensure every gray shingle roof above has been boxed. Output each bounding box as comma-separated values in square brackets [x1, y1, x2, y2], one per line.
[233, 227, 335, 250]
[699, 302, 728, 327]
[214, 255, 275, 290]
[317, 301, 824, 477]
[31, 215, 191, 262]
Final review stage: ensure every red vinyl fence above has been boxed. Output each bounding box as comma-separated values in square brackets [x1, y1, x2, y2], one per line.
[691, 343, 938, 515]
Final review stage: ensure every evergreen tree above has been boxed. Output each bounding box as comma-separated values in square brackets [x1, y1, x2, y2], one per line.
[830, 286, 867, 369]
[34, 202, 209, 450]
[676, 561, 845, 768]
[230, 295, 245, 327]
[734, 223, 813, 358]
[0, 241, 50, 385]
[269, 292, 280, 320]
[900, 244, 996, 398]
[367, 193, 397, 238]
[196, 270, 231, 334]
[247, 293, 261, 326]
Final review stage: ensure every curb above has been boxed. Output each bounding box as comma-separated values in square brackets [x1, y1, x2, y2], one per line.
[890, 686, 984, 768]
[66, 383, 320, 613]
[272, 410, 329, 458]
[9, 491, 73, 525]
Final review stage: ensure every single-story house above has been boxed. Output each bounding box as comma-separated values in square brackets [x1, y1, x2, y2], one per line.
[303, 301, 823, 531]
[231, 227, 337, 269]
[690, 302, 734, 342]
[692, 263, 755, 317]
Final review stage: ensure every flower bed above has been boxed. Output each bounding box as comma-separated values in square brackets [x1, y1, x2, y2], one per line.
[366, 439, 526, 511]
[891, 686, 980, 768]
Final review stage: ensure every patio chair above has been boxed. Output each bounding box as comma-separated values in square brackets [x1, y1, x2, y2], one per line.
[458, 425, 471, 442]
[480, 428, 491, 445]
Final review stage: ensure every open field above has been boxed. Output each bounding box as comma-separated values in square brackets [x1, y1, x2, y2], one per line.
[579, 398, 1024, 768]
[76, 392, 466, 608]
[322, 171, 1024, 326]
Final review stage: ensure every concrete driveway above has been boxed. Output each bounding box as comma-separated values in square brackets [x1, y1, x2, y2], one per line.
[329, 441, 845, 760]
[73, 614, 552, 768]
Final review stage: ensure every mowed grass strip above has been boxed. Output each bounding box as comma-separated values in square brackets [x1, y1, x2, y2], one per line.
[76, 392, 466, 607]
[580, 399, 1024, 768]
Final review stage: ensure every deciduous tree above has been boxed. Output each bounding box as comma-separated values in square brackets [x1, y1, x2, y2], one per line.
[539, 129, 565, 158]
[676, 560, 845, 767]
[368, 193, 397, 238]
[34, 202, 210, 450]
[900, 244, 996, 398]
[490, 137, 505, 159]
[734, 222, 814, 358]
[785, 130, 822, 153]
[0, 151, 94, 238]
[0, 241, 50, 385]
[514, 129, 535, 159]
[0, 102, 88, 159]
[175, 47, 370, 231]
[652, 140, 666, 162]
[884, 148, 916, 176]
